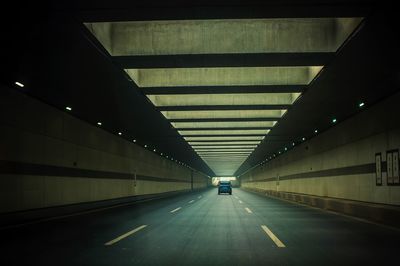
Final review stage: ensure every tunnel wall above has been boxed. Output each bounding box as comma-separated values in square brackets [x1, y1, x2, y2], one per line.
[0, 86, 209, 214]
[241, 92, 400, 206]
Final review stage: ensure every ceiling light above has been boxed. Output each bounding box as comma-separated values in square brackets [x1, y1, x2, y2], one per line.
[292, 142, 295, 146]
[161, 153, 163, 155]
[153, 149, 156, 152]
[65, 106, 72, 111]
[359, 102, 365, 107]
[144, 144, 147, 148]
[302, 137, 305, 141]
[97, 122, 102, 126]
[332, 118, 337, 123]
[314, 129, 318, 133]
[118, 132, 122, 135]
[15, 81, 24, 87]
[284, 147, 287, 151]
[133, 139, 136, 142]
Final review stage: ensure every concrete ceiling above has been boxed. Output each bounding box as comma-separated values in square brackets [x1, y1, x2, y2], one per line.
[86, 17, 362, 176]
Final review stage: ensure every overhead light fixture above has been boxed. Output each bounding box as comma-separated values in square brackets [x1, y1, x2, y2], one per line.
[284, 147, 287, 151]
[161, 153, 163, 155]
[15, 81, 24, 87]
[332, 118, 337, 123]
[97, 122, 102, 126]
[359, 102, 365, 107]
[153, 149, 156, 152]
[314, 129, 318, 133]
[65, 106, 72, 111]
[302, 137, 305, 141]
[133, 139, 136, 143]
[292, 142, 295, 146]
[118, 132, 122, 135]
[144, 144, 147, 148]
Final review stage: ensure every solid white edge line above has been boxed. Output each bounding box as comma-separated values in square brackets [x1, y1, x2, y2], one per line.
[188, 200, 195, 204]
[170, 207, 182, 213]
[261, 225, 286, 248]
[245, 207, 253, 213]
[105, 225, 147, 246]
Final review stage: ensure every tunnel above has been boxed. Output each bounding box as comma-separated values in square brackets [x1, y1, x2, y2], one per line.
[1, 0, 400, 265]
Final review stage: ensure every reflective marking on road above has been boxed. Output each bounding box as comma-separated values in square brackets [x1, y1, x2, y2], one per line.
[198, 196, 202, 199]
[170, 207, 182, 213]
[105, 225, 147, 246]
[261, 225, 286, 248]
[245, 207, 253, 213]
[188, 200, 195, 204]
[239, 200, 243, 204]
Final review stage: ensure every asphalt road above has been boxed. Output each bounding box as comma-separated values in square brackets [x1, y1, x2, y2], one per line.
[1, 188, 399, 265]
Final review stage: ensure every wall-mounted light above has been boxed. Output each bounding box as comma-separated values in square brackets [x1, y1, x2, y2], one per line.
[15, 81, 24, 87]
[65, 106, 72, 111]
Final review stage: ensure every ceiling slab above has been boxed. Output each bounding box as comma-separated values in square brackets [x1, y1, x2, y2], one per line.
[147, 93, 300, 106]
[126, 66, 323, 87]
[85, 18, 362, 55]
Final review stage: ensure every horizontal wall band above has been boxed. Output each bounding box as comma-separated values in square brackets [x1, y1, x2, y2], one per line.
[0, 160, 191, 183]
[243, 163, 379, 182]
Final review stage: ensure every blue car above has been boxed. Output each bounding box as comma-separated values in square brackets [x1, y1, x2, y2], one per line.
[218, 181, 232, 195]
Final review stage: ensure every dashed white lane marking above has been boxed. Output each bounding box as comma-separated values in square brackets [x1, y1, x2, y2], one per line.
[239, 200, 243, 204]
[170, 207, 182, 213]
[261, 225, 286, 248]
[198, 196, 202, 199]
[245, 207, 253, 213]
[105, 225, 147, 246]
[188, 200, 195, 204]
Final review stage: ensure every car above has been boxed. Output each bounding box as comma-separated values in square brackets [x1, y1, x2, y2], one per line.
[218, 181, 232, 195]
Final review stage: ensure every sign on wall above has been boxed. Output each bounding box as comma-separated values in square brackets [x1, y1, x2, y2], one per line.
[387, 149, 399, 185]
[375, 153, 382, 186]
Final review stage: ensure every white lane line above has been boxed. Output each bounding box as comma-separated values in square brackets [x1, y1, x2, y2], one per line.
[105, 225, 147, 246]
[261, 225, 286, 248]
[239, 200, 243, 204]
[245, 207, 253, 213]
[170, 207, 182, 213]
[198, 196, 202, 199]
[188, 200, 195, 204]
